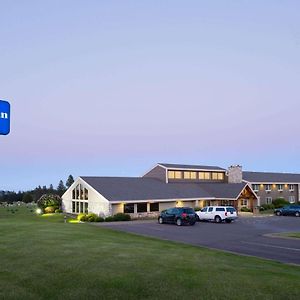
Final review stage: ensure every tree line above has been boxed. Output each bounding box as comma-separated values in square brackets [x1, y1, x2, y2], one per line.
[0, 175, 74, 204]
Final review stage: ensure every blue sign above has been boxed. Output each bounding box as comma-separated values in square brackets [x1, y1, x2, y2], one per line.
[0, 100, 10, 135]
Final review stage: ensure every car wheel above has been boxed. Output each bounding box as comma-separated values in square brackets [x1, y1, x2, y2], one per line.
[225, 219, 232, 223]
[176, 218, 182, 226]
[195, 214, 200, 222]
[295, 212, 300, 217]
[190, 221, 195, 226]
[276, 211, 281, 216]
[158, 217, 164, 224]
[215, 215, 222, 223]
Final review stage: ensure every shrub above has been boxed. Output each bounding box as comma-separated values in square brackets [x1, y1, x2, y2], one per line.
[194, 207, 201, 212]
[95, 216, 104, 222]
[272, 198, 289, 209]
[44, 206, 56, 214]
[260, 204, 275, 211]
[55, 209, 62, 213]
[87, 213, 98, 222]
[77, 213, 87, 221]
[241, 207, 252, 212]
[37, 194, 62, 209]
[105, 216, 114, 222]
[113, 213, 131, 221]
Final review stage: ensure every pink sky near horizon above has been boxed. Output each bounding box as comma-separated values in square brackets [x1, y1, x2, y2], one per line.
[1, 0, 300, 191]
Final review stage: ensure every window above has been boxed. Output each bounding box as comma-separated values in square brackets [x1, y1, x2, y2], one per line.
[72, 201, 76, 213]
[289, 184, 294, 192]
[199, 172, 205, 180]
[124, 203, 134, 214]
[265, 197, 272, 204]
[216, 208, 225, 211]
[72, 184, 89, 200]
[265, 184, 271, 192]
[150, 203, 159, 212]
[204, 172, 211, 180]
[174, 171, 182, 179]
[277, 184, 283, 192]
[168, 171, 175, 179]
[252, 184, 259, 192]
[217, 173, 224, 180]
[169, 170, 182, 179]
[289, 196, 295, 203]
[84, 202, 88, 213]
[137, 203, 147, 213]
[190, 172, 197, 179]
[84, 188, 88, 200]
[201, 207, 207, 212]
[212, 172, 218, 180]
[241, 199, 248, 206]
[184, 171, 191, 179]
[208, 207, 213, 212]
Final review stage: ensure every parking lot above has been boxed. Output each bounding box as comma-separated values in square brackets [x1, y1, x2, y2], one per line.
[99, 216, 300, 265]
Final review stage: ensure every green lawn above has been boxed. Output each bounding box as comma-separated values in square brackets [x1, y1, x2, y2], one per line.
[276, 232, 300, 239]
[1, 206, 300, 300]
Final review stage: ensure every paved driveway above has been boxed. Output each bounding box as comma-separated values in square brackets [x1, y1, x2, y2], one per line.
[99, 216, 300, 265]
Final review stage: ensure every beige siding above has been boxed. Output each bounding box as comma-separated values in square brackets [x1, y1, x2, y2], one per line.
[112, 203, 123, 215]
[159, 202, 176, 211]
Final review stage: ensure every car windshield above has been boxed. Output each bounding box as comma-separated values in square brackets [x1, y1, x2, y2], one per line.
[226, 207, 236, 212]
[183, 208, 195, 214]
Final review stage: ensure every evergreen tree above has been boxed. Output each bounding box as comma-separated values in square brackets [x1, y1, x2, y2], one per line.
[49, 184, 54, 190]
[22, 193, 33, 203]
[66, 175, 74, 188]
[57, 180, 66, 196]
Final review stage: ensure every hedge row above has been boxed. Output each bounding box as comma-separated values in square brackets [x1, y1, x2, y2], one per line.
[77, 213, 131, 222]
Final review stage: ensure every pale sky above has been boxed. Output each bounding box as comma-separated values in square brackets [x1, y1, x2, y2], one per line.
[1, 0, 300, 191]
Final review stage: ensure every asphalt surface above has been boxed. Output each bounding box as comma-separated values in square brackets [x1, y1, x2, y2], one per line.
[98, 216, 300, 265]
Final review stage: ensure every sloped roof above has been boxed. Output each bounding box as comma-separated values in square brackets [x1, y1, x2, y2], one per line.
[81, 176, 247, 201]
[158, 163, 226, 171]
[243, 171, 300, 183]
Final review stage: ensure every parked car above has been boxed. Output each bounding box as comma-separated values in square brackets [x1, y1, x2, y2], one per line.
[274, 205, 300, 217]
[158, 207, 196, 226]
[196, 206, 238, 223]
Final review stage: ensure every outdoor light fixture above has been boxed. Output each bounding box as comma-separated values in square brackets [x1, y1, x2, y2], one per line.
[36, 208, 42, 214]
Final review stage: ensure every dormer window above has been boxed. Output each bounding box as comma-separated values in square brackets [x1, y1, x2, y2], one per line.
[277, 184, 283, 192]
[168, 170, 182, 179]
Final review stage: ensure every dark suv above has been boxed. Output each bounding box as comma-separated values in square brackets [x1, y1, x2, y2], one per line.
[158, 207, 196, 226]
[274, 205, 300, 217]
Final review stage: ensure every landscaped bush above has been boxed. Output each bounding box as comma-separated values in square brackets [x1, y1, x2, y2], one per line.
[37, 194, 62, 210]
[194, 207, 201, 211]
[259, 204, 275, 211]
[87, 213, 98, 222]
[95, 216, 104, 222]
[272, 198, 289, 209]
[105, 216, 114, 222]
[113, 213, 131, 221]
[77, 213, 86, 221]
[241, 207, 252, 212]
[55, 209, 62, 213]
[44, 206, 56, 214]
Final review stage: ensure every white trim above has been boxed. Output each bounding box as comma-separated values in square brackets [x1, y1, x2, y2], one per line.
[244, 181, 300, 184]
[62, 177, 110, 204]
[109, 197, 238, 204]
[165, 167, 226, 172]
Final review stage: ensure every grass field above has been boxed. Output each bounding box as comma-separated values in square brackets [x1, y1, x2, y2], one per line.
[1, 206, 300, 300]
[277, 232, 300, 239]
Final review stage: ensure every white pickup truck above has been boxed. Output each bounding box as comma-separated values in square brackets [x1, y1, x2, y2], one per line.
[196, 206, 238, 223]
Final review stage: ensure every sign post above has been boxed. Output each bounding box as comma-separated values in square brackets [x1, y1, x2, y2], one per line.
[0, 100, 10, 135]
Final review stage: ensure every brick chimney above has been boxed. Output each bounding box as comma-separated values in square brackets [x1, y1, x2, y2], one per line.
[227, 165, 243, 183]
